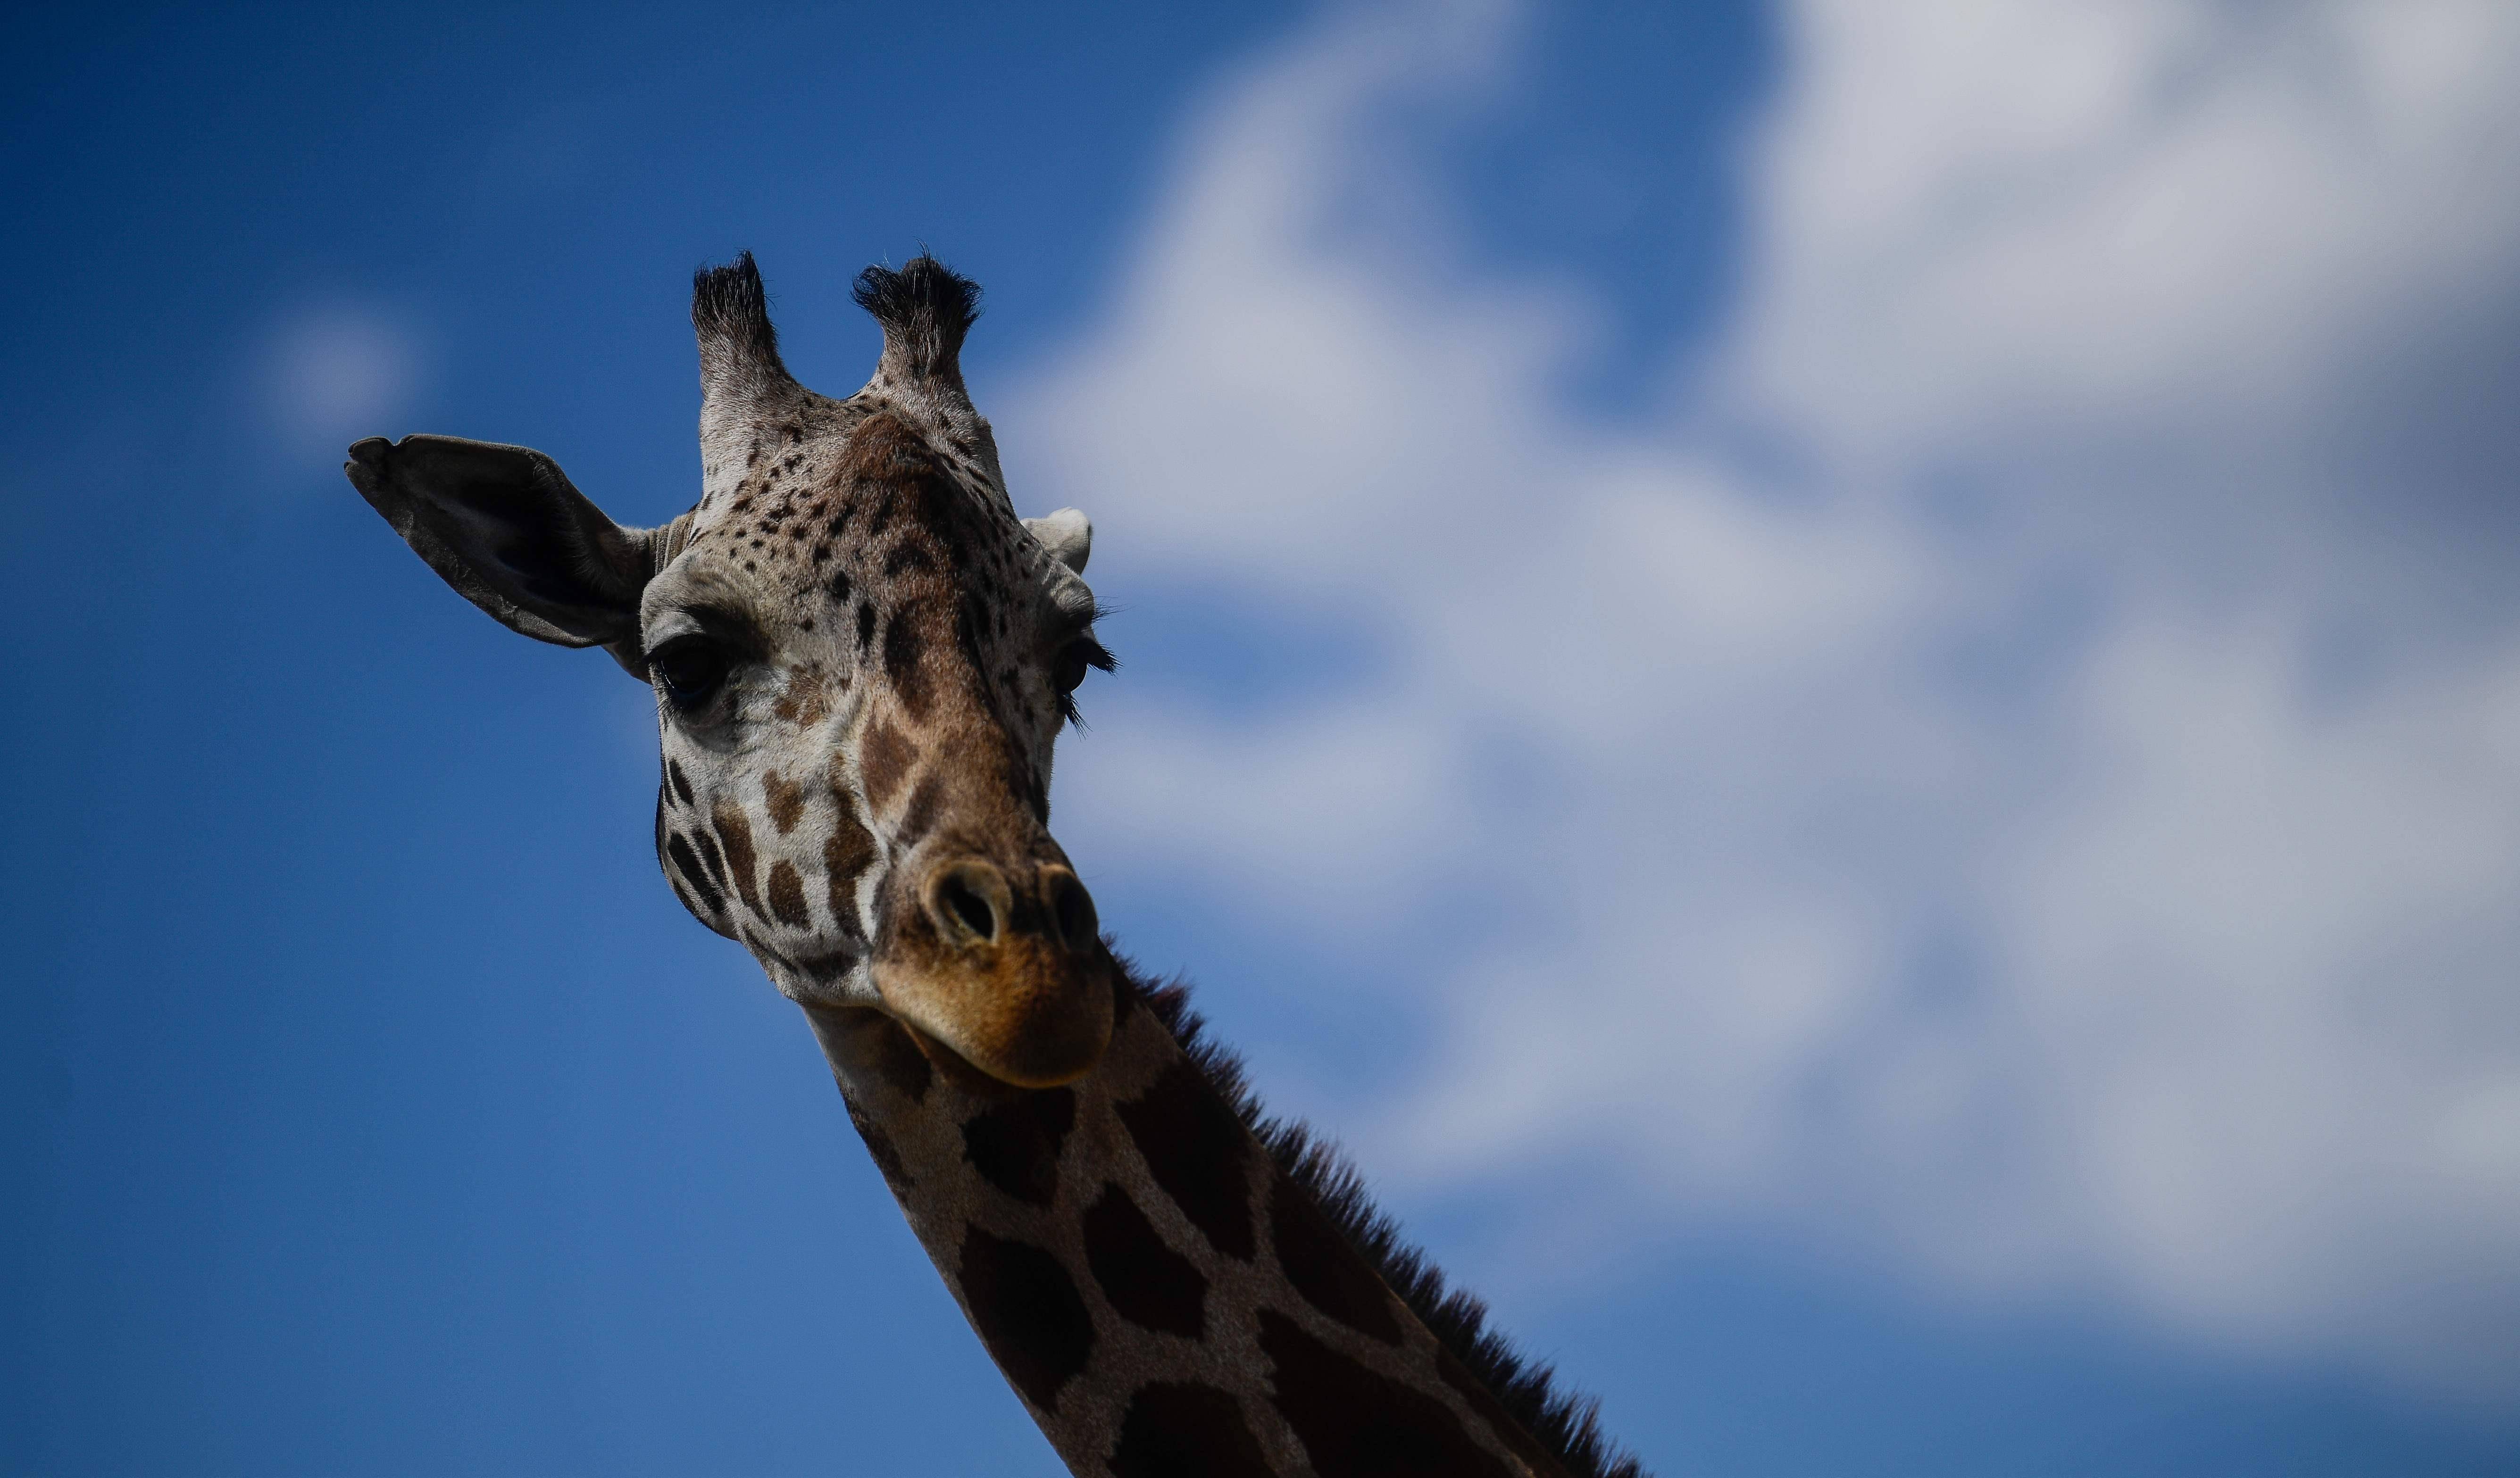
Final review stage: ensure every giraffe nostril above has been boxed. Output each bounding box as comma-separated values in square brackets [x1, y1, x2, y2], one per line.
[1046, 869, 1098, 952]
[937, 871, 1000, 943]
[922, 859, 1092, 955]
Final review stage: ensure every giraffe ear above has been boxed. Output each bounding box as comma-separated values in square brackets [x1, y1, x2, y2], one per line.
[1024, 508, 1091, 574]
[346, 434, 661, 661]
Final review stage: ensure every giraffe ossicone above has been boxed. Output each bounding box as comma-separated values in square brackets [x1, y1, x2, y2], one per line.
[346, 252, 1644, 1478]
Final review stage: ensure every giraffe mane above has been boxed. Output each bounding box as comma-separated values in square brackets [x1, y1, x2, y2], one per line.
[1121, 957, 1651, 1478]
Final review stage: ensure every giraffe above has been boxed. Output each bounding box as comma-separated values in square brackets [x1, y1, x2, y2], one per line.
[344, 252, 1644, 1478]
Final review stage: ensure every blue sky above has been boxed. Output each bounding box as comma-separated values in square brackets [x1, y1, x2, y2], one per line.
[9, 2, 2520, 1474]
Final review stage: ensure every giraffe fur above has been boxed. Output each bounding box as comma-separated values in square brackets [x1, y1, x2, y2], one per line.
[343, 250, 1645, 1478]
[1136, 977, 1645, 1478]
[807, 957, 1643, 1478]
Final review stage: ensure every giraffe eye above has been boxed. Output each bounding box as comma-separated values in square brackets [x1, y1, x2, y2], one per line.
[1051, 647, 1090, 696]
[1050, 636, 1114, 697]
[1053, 637, 1114, 700]
[651, 636, 735, 710]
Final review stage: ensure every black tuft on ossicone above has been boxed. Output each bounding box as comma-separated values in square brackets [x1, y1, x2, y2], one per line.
[852, 252, 983, 381]
[692, 250, 784, 366]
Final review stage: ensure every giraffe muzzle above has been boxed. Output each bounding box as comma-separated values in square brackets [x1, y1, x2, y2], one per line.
[926, 859, 1098, 952]
[870, 855, 1115, 1090]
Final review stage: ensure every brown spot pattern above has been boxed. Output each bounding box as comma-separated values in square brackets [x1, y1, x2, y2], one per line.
[844, 1094, 912, 1192]
[690, 827, 729, 890]
[766, 860, 810, 927]
[664, 834, 722, 916]
[860, 717, 913, 811]
[1083, 1183, 1207, 1339]
[897, 774, 943, 847]
[961, 1088, 1076, 1206]
[883, 602, 928, 717]
[763, 770, 806, 834]
[1108, 1382, 1272, 1478]
[1258, 1311, 1514, 1478]
[958, 1229, 1093, 1415]
[823, 756, 878, 921]
[1270, 1178, 1402, 1344]
[788, 950, 855, 984]
[1117, 1061, 1255, 1261]
[711, 804, 765, 917]
[1436, 1345, 1572, 1478]
[771, 665, 831, 728]
[824, 846, 875, 940]
[864, 1015, 933, 1104]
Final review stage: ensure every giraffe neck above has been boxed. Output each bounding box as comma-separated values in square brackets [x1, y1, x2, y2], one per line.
[801, 967, 1615, 1478]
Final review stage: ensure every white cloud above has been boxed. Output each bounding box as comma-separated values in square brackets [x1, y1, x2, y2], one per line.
[1010, 0, 2520, 1402]
[1732, 0, 2520, 463]
[263, 306, 419, 464]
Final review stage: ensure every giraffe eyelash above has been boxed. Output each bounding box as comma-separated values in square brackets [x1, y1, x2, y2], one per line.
[1057, 635, 1119, 731]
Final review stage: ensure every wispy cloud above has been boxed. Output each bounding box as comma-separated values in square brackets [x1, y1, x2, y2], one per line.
[1011, 0, 2520, 1402]
[261, 306, 420, 466]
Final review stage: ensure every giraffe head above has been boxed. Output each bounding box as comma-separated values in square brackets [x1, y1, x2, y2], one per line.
[345, 253, 1118, 1088]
